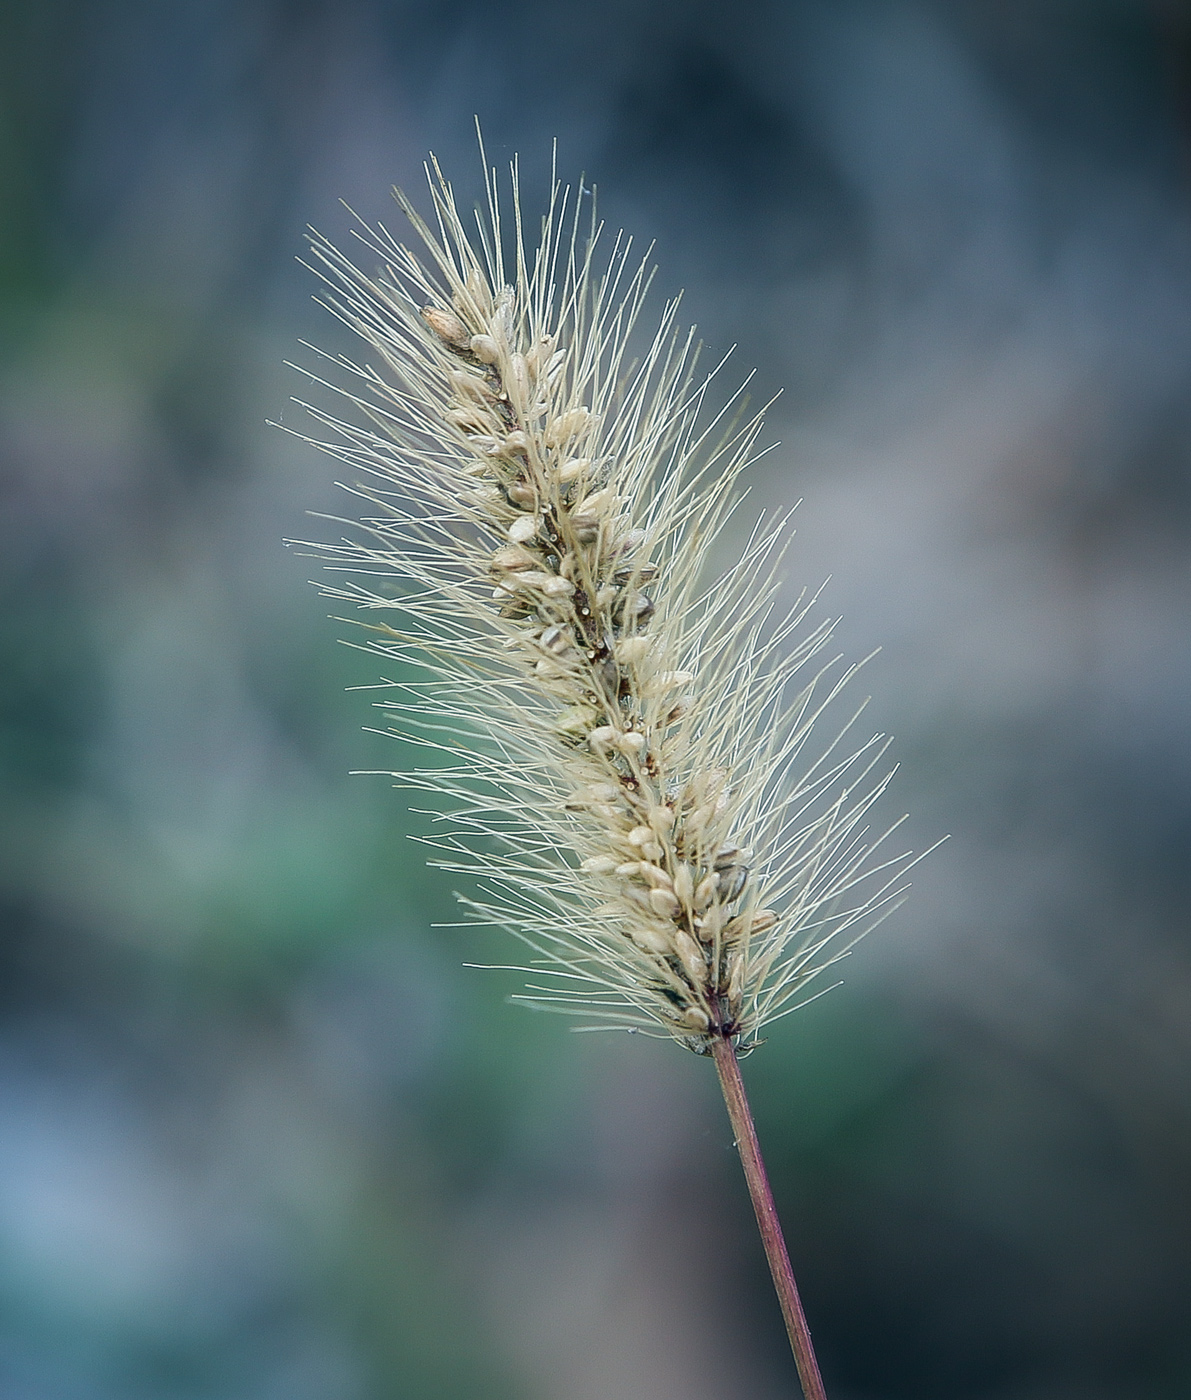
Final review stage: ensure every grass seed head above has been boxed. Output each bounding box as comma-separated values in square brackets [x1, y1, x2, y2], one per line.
[294, 142, 921, 1054]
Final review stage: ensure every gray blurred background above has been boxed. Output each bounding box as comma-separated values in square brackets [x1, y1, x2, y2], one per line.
[2, 1, 1189, 1397]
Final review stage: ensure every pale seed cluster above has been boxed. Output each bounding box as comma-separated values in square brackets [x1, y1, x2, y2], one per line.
[295, 151, 915, 1050]
[417, 279, 778, 1039]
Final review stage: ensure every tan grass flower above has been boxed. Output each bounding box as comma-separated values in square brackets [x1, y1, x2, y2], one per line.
[292, 146, 918, 1055]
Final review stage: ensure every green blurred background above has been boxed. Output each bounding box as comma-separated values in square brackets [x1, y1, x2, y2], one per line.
[2, 2, 1190, 1397]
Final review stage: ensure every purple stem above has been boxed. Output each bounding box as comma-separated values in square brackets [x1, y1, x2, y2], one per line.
[712, 1033, 829, 1400]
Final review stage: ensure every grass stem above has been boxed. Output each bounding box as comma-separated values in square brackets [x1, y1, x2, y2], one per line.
[712, 1033, 828, 1400]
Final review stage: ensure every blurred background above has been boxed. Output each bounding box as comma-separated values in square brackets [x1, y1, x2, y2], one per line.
[1, 1, 1189, 1396]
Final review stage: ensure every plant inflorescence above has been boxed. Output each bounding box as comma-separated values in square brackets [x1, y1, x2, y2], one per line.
[292, 145, 918, 1060]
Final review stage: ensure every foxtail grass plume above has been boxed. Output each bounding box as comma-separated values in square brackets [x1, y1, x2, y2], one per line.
[293, 145, 916, 1055]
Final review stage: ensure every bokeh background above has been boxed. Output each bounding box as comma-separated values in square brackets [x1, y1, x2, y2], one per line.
[2, 1, 1190, 1397]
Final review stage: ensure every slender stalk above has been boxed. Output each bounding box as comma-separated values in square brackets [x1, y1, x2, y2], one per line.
[712, 1033, 828, 1400]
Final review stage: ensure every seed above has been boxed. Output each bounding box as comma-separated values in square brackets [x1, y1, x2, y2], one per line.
[623, 885, 654, 913]
[446, 406, 491, 434]
[688, 772, 727, 806]
[496, 596, 532, 619]
[505, 570, 552, 592]
[588, 725, 618, 752]
[613, 561, 658, 585]
[556, 705, 599, 736]
[545, 406, 592, 446]
[558, 457, 589, 483]
[694, 906, 723, 942]
[674, 929, 706, 981]
[672, 864, 694, 901]
[618, 592, 655, 626]
[491, 544, 537, 572]
[509, 353, 529, 400]
[724, 909, 778, 939]
[422, 306, 469, 346]
[719, 865, 749, 902]
[681, 1004, 711, 1033]
[540, 624, 570, 654]
[508, 515, 539, 543]
[508, 483, 535, 506]
[570, 512, 599, 544]
[627, 826, 654, 848]
[575, 487, 616, 517]
[694, 874, 718, 908]
[727, 953, 746, 1003]
[469, 333, 499, 363]
[457, 266, 491, 316]
[640, 864, 674, 891]
[580, 856, 617, 874]
[648, 888, 681, 919]
[629, 923, 672, 955]
[447, 369, 493, 402]
[654, 670, 695, 692]
[525, 335, 556, 375]
[615, 636, 651, 665]
[611, 528, 648, 558]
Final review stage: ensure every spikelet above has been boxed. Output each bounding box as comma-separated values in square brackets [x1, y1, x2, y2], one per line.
[292, 145, 918, 1053]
